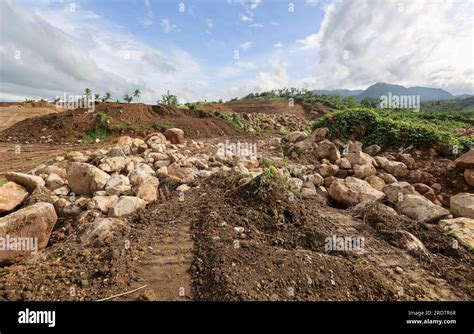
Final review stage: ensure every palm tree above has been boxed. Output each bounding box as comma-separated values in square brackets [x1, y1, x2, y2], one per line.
[133, 89, 141, 101]
[84, 88, 92, 99]
[94, 94, 100, 101]
[102, 92, 112, 103]
[123, 94, 132, 103]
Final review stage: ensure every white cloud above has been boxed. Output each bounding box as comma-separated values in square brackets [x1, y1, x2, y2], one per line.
[240, 14, 252, 22]
[206, 18, 214, 28]
[240, 41, 253, 51]
[160, 18, 178, 33]
[273, 42, 284, 48]
[306, 0, 319, 6]
[296, 0, 474, 94]
[249, 23, 264, 28]
[218, 61, 257, 78]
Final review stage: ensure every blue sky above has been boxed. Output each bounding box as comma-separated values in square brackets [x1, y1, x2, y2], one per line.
[1, 0, 472, 102]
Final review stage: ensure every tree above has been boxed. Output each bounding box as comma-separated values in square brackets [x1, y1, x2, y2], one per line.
[361, 96, 379, 108]
[123, 94, 133, 103]
[133, 89, 141, 101]
[159, 90, 178, 106]
[94, 94, 100, 101]
[84, 88, 92, 99]
[102, 92, 112, 103]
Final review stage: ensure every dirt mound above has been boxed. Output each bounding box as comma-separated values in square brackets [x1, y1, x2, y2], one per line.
[0, 102, 60, 132]
[0, 103, 238, 144]
[188, 174, 472, 301]
[197, 98, 328, 120]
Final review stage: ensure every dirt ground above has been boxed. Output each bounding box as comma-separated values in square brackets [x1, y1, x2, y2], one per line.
[0, 102, 472, 302]
[0, 102, 59, 132]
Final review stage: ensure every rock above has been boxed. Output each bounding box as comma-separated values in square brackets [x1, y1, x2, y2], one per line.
[66, 162, 111, 195]
[285, 131, 307, 143]
[311, 128, 329, 142]
[164, 128, 185, 144]
[45, 173, 64, 190]
[363, 145, 381, 156]
[454, 149, 474, 168]
[105, 175, 131, 196]
[135, 176, 159, 202]
[316, 186, 329, 200]
[269, 137, 282, 146]
[364, 175, 385, 191]
[344, 151, 376, 167]
[176, 184, 190, 192]
[413, 183, 432, 194]
[382, 160, 408, 177]
[129, 163, 156, 186]
[450, 193, 474, 219]
[0, 182, 29, 214]
[353, 163, 376, 179]
[336, 158, 351, 169]
[54, 198, 81, 217]
[24, 186, 58, 206]
[306, 173, 324, 187]
[288, 178, 303, 192]
[108, 196, 146, 217]
[352, 201, 398, 217]
[107, 146, 126, 157]
[98, 157, 128, 173]
[90, 195, 119, 214]
[145, 132, 169, 147]
[383, 182, 418, 204]
[396, 194, 450, 223]
[328, 177, 385, 207]
[346, 140, 363, 153]
[377, 172, 397, 184]
[317, 140, 341, 163]
[464, 169, 474, 186]
[374, 156, 389, 168]
[396, 230, 428, 254]
[53, 185, 70, 196]
[4, 172, 45, 192]
[439, 217, 474, 250]
[319, 163, 339, 177]
[400, 154, 416, 170]
[80, 217, 129, 246]
[324, 176, 337, 188]
[0, 203, 57, 265]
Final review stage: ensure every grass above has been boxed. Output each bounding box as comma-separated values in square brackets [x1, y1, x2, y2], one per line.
[0, 178, 7, 186]
[213, 111, 251, 131]
[153, 123, 173, 131]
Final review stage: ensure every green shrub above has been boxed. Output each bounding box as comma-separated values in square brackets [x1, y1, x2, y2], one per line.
[312, 108, 472, 153]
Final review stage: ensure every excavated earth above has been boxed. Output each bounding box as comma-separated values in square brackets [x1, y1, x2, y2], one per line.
[0, 102, 472, 302]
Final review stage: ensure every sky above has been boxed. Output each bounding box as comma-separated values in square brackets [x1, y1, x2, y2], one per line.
[0, 0, 473, 103]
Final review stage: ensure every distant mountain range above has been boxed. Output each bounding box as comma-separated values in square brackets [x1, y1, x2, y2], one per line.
[314, 82, 471, 101]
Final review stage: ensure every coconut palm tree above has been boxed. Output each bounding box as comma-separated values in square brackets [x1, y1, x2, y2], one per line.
[102, 92, 112, 103]
[133, 89, 141, 101]
[123, 94, 132, 103]
[84, 88, 92, 99]
[94, 94, 100, 101]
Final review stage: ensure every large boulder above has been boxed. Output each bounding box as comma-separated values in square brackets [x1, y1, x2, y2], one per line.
[0, 202, 57, 265]
[464, 169, 474, 187]
[0, 182, 29, 214]
[353, 163, 376, 179]
[439, 217, 474, 250]
[344, 151, 376, 167]
[328, 177, 385, 207]
[382, 160, 408, 177]
[105, 175, 131, 196]
[383, 182, 418, 204]
[317, 140, 341, 163]
[80, 217, 129, 246]
[285, 131, 307, 143]
[145, 132, 169, 148]
[45, 173, 65, 191]
[90, 195, 119, 214]
[135, 176, 159, 203]
[108, 196, 146, 217]
[164, 128, 185, 144]
[66, 162, 111, 195]
[450, 193, 474, 219]
[98, 157, 128, 173]
[396, 194, 450, 223]
[454, 149, 474, 168]
[128, 163, 155, 186]
[4, 172, 45, 192]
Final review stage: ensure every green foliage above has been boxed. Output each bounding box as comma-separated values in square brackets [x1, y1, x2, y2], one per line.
[123, 94, 133, 103]
[312, 108, 473, 153]
[133, 89, 141, 101]
[153, 123, 173, 131]
[0, 178, 7, 186]
[213, 111, 250, 131]
[421, 97, 474, 113]
[82, 112, 110, 143]
[159, 90, 178, 106]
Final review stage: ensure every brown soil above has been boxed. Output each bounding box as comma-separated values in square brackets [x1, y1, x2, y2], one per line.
[0, 102, 60, 132]
[0, 171, 471, 301]
[0, 103, 239, 144]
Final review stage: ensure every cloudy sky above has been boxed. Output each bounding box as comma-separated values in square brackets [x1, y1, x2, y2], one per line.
[0, 0, 472, 103]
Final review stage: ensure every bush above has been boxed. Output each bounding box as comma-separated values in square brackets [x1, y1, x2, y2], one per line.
[312, 108, 472, 153]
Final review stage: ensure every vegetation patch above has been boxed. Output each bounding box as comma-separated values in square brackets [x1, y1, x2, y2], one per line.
[312, 108, 473, 153]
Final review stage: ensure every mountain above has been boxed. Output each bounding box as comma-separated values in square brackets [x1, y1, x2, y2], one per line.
[357, 82, 454, 101]
[313, 89, 363, 97]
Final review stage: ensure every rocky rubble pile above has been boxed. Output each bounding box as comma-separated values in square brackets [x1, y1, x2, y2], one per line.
[276, 128, 474, 249]
[0, 126, 472, 266]
[0, 130, 264, 264]
[240, 112, 310, 133]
